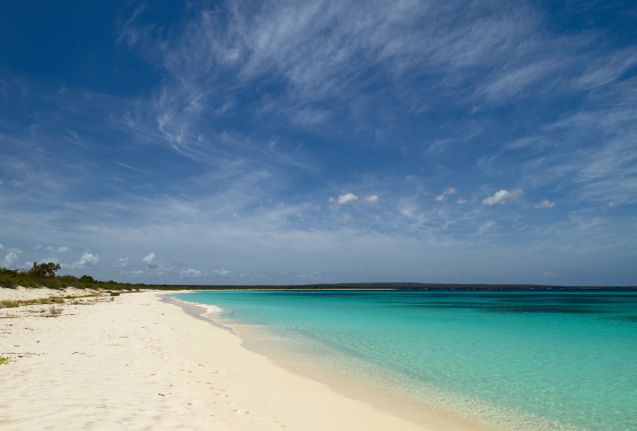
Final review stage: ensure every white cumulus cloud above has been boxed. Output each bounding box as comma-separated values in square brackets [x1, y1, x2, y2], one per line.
[212, 268, 230, 276]
[482, 189, 522, 206]
[3, 250, 20, 267]
[69, 251, 100, 268]
[336, 192, 358, 205]
[142, 252, 157, 268]
[434, 187, 457, 201]
[365, 194, 379, 203]
[533, 199, 556, 208]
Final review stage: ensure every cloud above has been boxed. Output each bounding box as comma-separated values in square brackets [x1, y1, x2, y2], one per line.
[330, 192, 378, 205]
[477, 221, 496, 235]
[142, 252, 155, 264]
[0, 2, 636, 284]
[0, 243, 3, 250]
[69, 251, 100, 268]
[179, 268, 202, 278]
[143, 252, 157, 269]
[534, 199, 556, 208]
[211, 268, 230, 276]
[3, 250, 20, 266]
[42, 256, 60, 264]
[44, 245, 70, 253]
[111, 0, 560, 175]
[335, 192, 358, 205]
[482, 189, 522, 206]
[435, 187, 457, 202]
[116, 4, 147, 49]
[114, 257, 130, 267]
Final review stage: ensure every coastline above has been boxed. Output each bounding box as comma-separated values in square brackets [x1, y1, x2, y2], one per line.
[0, 288, 440, 430]
[170, 291, 588, 431]
[168, 294, 491, 431]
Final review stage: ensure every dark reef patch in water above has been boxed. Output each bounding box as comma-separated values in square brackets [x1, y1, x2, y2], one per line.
[261, 291, 378, 298]
[612, 315, 637, 323]
[482, 305, 600, 314]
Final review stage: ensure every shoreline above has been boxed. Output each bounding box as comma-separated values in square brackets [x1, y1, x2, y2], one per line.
[0, 288, 436, 430]
[170, 291, 593, 431]
[168, 293, 489, 431]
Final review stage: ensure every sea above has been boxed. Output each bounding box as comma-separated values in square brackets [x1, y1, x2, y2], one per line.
[174, 289, 637, 430]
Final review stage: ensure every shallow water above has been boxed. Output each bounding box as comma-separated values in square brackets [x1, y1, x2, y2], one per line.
[175, 289, 637, 430]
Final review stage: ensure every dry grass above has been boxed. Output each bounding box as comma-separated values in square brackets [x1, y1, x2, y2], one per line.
[47, 305, 63, 317]
[0, 294, 100, 309]
[0, 300, 20, 308]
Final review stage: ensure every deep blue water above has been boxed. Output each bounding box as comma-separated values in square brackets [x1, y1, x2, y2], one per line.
[175, 289, 637, 430]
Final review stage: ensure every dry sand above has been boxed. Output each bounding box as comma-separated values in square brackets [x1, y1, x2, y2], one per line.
[0, 286, 101, 301]
[0, 288, 439, 431]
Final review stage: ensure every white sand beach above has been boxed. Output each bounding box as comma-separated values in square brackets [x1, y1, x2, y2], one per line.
[0, 288, 450, 431]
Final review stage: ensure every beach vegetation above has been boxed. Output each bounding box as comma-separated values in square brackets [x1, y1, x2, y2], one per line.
[0, 262, 212, 291]
[28, 262, 61, 278]
[0, 296, 89, 308]
[0, 300, 20, 308]
[0, 356, 9, 365]
[47, 305, 63, 317]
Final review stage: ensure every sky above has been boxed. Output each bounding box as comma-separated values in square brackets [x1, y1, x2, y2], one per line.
[0, 0, 636, 285]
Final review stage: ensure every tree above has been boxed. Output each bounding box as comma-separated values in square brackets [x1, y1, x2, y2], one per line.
[28, 262, 61, 278]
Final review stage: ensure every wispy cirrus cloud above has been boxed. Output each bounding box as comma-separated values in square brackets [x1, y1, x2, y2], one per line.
[435, 187, 457, 202]
[0, 1, 635, 284]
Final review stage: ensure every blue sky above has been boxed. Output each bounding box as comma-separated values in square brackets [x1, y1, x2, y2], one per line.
[1, 0, 636, 285]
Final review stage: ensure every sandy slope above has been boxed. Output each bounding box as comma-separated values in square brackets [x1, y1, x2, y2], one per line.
[0, 289, 432, 431]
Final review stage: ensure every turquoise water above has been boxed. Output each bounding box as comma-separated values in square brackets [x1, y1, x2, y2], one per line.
[175, 289, 637, 430]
